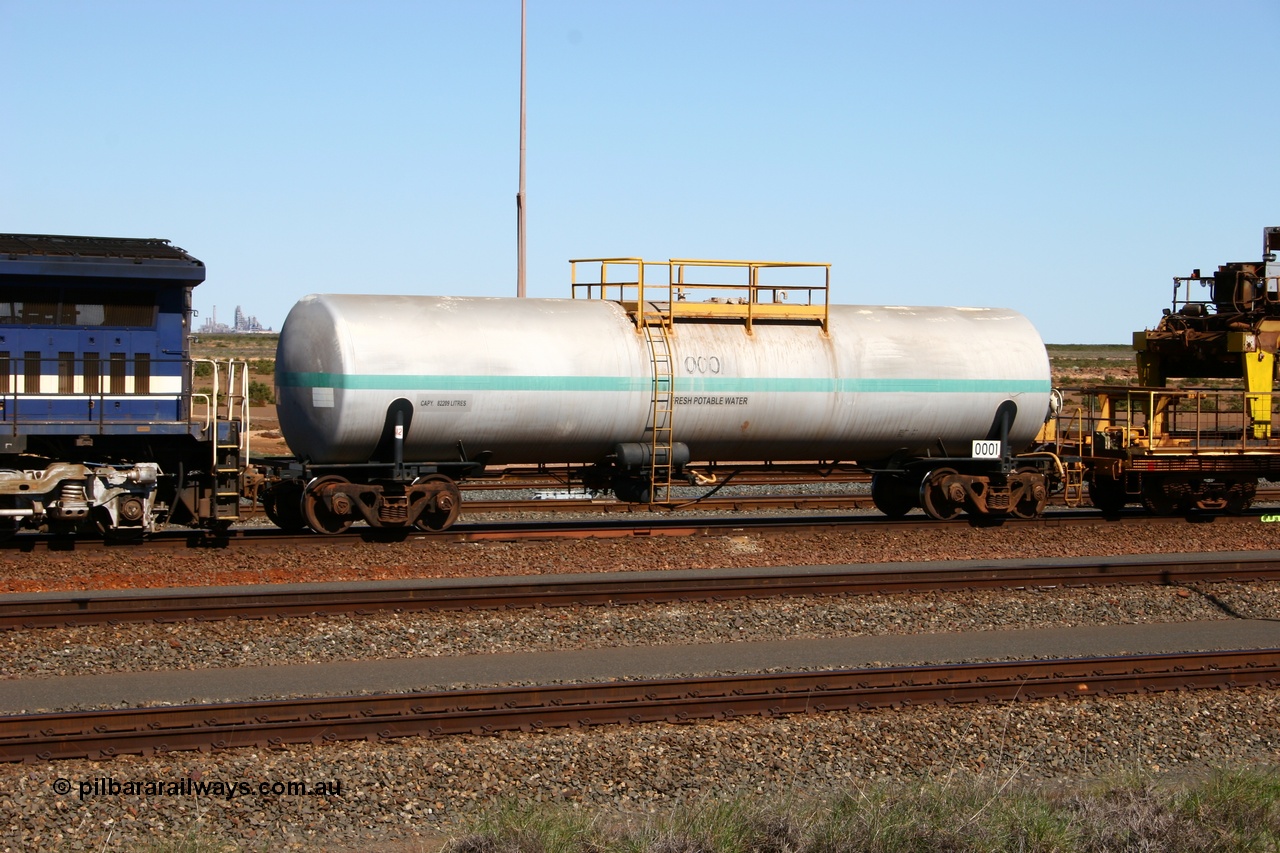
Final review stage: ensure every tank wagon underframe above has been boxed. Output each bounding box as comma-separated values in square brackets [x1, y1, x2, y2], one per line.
[269, 258, 1055, 533]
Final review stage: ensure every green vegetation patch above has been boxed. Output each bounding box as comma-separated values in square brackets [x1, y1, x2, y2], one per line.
[190, 335, 278, 399]
[191, 334, 279, 359]
[443, 768, 1280, 853]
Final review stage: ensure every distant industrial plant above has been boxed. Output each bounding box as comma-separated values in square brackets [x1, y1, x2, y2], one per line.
[198, 305, 273, 334]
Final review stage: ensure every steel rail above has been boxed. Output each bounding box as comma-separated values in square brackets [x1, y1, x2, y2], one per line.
[460, 485, 1280, 516]
[2, 649, 1277, 763]
[457, 464, 872, 490]
[3, 503, 1271, 555]
[461, 493, 878, 514]
[0, 510, 894, 554]
[3, 551, 1279, 630]
[462, 488, 1280, 518]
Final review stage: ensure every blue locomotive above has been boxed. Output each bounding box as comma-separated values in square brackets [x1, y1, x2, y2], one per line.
[0, 234, 245, 537]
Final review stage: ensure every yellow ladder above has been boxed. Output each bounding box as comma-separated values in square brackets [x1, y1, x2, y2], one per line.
[642, 306, 675, 503]
[1062, 459, 1085, 508]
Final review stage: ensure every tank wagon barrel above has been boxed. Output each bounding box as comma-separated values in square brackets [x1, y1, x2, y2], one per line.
[267, 258, 1055, 533]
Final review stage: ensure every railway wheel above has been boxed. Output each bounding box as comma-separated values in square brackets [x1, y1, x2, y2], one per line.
[920, 468, 963, 520]
[93, 506, 145, 541]
[871, 473, 916, 518]
[302, 475, 353, 535]
[1223, 478, 1257, 515]
[1087, 475, 1128, 515]
[1010, 467, 1048, 519]
[411, 475, 462, 531]
[262, 480, 307, 532]
[1142, 493, 1183, 515]
[1140, 477, 1186, 516]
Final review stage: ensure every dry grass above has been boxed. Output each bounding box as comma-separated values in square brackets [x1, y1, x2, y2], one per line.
[442, 768, 1280, 853]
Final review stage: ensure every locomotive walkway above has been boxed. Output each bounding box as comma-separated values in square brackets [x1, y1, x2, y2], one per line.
[3, 618, 1278, 715]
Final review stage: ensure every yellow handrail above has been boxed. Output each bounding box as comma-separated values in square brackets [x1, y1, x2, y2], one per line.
[570, 257, 831, 333]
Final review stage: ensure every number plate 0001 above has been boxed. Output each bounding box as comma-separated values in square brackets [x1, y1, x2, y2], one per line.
[971, 440, 1002, 459]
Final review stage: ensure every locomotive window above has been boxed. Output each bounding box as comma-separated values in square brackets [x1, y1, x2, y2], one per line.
[58, 352, 75, 394]
[62, 288, 156, 327]
[109, 353, 127, 394]
[134, 353, 150, 394]
[24, 351, 41, 394]
[19, 301, 59, 325]
[0, 352, 8, 394]
[84, 353, 100, 395]
[0, 287, 157, 327]
[65, 302, 106, 325]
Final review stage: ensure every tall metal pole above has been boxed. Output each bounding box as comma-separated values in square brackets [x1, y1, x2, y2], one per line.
[516, 0, 527, 297]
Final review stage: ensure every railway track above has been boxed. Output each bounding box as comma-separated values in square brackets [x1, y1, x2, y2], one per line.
[459, 481, 1280, 516]
[462, 492, 879, 515]
[4, 649, 1277, 763]
[3, 551, 1278, 630]
[456, 464, 873, 491]
[3, 502, 1275, 554]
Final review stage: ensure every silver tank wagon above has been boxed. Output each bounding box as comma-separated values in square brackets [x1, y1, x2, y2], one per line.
[276, 295, 1050, 466]
[268, 259, 1052, 531]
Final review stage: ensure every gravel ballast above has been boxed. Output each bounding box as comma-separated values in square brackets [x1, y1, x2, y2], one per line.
[3, 581, 1277, 681]
[4, 514, 1280, 593]
[3, 689, 1278, 852]
[1, 519, 1279, 850]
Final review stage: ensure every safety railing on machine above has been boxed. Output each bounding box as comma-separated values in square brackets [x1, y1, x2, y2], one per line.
[1168, 273, 1280, 316]
[1058, 386, 1280, 455]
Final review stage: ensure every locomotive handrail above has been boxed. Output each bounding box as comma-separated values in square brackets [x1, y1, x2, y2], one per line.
[189, 356, 250, 445]
[226, 358, 250, 466]
[2, 353, 188, 426]
[190, 357, 219, 435]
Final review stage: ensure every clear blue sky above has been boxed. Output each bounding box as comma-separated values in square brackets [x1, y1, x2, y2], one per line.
[3, 1, 1277, 344]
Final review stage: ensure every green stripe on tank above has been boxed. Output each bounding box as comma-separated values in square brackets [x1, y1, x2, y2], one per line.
[681, 377, 1049, 394]
[844, 378, 1050, 393]
[277, 372, 1050, 394]
[276, 372, 649, 392]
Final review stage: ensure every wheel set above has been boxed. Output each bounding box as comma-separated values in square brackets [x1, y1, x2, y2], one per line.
[262, 474, 463, 535]
[872, 467, 1050, 522]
